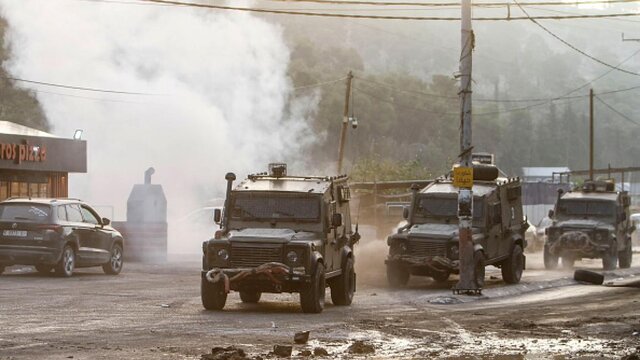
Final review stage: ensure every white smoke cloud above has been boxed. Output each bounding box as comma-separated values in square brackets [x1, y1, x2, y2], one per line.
[0, 0, 317, 253]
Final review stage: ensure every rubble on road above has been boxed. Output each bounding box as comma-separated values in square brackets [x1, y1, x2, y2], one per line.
[272, 345, 292, 357]
[313, 347, 329, 356]
[201, 346, 248, 360]
[294, 331, 310, 344]
[347, 340, 375, 354]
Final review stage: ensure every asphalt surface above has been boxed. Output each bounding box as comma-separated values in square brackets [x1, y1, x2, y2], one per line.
[1, 249, 639, 359]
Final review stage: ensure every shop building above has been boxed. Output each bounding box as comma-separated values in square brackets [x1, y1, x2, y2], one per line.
[0, 121, 86, 200]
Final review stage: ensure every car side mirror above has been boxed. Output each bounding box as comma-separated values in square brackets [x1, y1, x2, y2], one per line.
[402, 207, 409, 220]
[548, 209, 554, 218]
[332, 213, 343, 227]
[214, 209, 222, 224]
[101, 217, 111, 226]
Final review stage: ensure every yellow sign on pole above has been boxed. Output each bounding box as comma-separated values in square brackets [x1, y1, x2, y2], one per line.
[453, 167, 473, 188]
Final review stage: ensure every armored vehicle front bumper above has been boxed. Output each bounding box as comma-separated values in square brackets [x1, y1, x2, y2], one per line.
[201, 263, 311, 293]
[548, 230, 613, 257]
[386, 254, 459, 275]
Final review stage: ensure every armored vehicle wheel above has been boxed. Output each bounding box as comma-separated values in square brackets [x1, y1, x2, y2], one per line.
[431, 271, 450, 283]
[300, 262, 325, 314]
[618, 239, 632, 269]
[239, 291, 262, 303]
[54, 245, 75, 277]
[474, 250, 486, 288]
[331, 257, 355, 306]
[102, 243, 123, 275]
[501, 244, 524, 284]
[386, 264, 410, 288]
[201, 276, 227, 310]
[602, 242, 618, 270]
[543, 246, 559, 270]
[35, 264, 53, 274]
[561, 255, 575, 270]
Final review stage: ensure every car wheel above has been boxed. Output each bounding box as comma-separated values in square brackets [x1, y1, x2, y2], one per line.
[300, 262, 325, 314]
[543, 245, 559, 270]
[35, 264, 53, 275]
[201, 276, 227, 310]
[602, 241, 618, 270]
[431, 271, 450, 283]
[386, 264, 410, 288]
[561, 255, 575, 270]
[103, 243, 124, 275]
[501, 244, 524, 284]
[55, 245, 75, 277]
[474, 250, 486, 288]
[330, 257, 355, 306]
[239, 291, 262, 303]
[618, 239, 633, 269]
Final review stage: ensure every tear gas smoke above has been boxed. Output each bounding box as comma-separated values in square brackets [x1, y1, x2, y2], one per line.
[0, 0, 318, 254]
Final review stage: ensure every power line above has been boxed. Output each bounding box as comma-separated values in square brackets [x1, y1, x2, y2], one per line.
[596, 96, 640, 126]
[3, 75, 157, 95]
[293, 77, 346, 90]
[107, 0, 640, 21]
[259, 0, 640, 7]
[512, 0, 640, 76]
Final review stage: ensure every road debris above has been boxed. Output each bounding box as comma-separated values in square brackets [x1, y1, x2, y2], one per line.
[313, 347, 329, 356]
[201, 346, 248, 360]
[347, 340, 375, 354]
[294, 331, 310, 344]
[272, 345, 292, 358]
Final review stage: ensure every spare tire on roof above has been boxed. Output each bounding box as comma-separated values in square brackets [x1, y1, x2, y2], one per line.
[473, 164, 499, 181]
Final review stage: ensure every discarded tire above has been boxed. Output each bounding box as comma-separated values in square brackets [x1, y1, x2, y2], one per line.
[574, 269, 604, 285]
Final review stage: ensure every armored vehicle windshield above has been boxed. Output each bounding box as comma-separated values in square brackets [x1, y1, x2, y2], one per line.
[556, 199, 616, 220]
[413, 195, 484, 223]
[229, 193, 321, 223]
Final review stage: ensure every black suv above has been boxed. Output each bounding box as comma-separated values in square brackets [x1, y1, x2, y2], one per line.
[0, 198, 124, 277]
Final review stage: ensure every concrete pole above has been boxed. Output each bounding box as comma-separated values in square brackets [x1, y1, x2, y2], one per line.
[455, 0, 478, 293]
[337, 71, 354, 174]
[589, 88, 594, 181]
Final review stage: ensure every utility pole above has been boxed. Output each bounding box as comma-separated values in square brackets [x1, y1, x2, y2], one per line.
[454, 0, 479, 294]
[589, 88, 594, 181]
[337, 71, 354, 174]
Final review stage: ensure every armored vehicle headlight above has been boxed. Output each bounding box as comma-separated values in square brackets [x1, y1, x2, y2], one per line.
[217, 248, 229, 260]
[400, 243, 407, 253]
[449, 244, 459, 260]
[287, 250, 299, 264]
[595, 232, 602, 241]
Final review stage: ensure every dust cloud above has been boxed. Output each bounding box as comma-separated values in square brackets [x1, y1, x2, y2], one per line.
[0, 0, 318, 254]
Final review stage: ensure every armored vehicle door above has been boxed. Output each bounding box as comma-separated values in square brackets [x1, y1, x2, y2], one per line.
[486, 199, 502, 260]
[500, 182, 524, 255]
[326, 183, 352, 273]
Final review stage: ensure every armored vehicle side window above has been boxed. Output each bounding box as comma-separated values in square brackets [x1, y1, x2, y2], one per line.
[0, 204, 51, 223]
[231, 194, 320, 221]
[66, 204, 84, 222]
[415, 196, 483, 219]
[557, 200, 615, 217]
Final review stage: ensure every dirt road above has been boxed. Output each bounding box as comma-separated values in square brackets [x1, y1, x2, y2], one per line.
[1, 250, 639, 359]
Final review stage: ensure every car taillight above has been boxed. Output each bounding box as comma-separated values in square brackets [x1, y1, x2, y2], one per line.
[38, 224, 63, 234]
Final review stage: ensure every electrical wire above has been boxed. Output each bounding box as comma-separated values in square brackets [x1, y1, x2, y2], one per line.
[595, 96, 640, 126]
[293, 77, 346, 90]
[257, 0, 640, 6]
[3, 75, 158, 95]
[512, 0, 640, 76]
[104, 0, 640, 21]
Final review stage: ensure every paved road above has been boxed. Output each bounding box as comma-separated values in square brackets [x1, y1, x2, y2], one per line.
[0, 250, 639, 359]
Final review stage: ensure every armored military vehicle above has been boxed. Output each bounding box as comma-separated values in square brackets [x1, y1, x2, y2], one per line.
[544, 180, 633, 270]
[201, 164, 359, 313]
[385, 163, 528, 287]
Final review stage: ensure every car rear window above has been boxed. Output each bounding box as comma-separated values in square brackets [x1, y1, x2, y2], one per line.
[0, 204, 52, 223]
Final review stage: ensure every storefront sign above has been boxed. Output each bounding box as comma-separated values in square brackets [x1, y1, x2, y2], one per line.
[0, 140, 47, 164]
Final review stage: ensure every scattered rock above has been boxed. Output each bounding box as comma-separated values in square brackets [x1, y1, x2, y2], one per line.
[273, 345, 292, 358]
[299, 349, 312, 357]
[622, 353, 640, 360]
[428, 296, 462, 305]
[348, 340, 375, 355]
[489, 276, 499, 280]
[201, 346, 248, 360]
[294, 331, 310, 344]
[313, 347, 329, 356]
[160, 304, 170, 308]
[370, 293, 377, 296]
